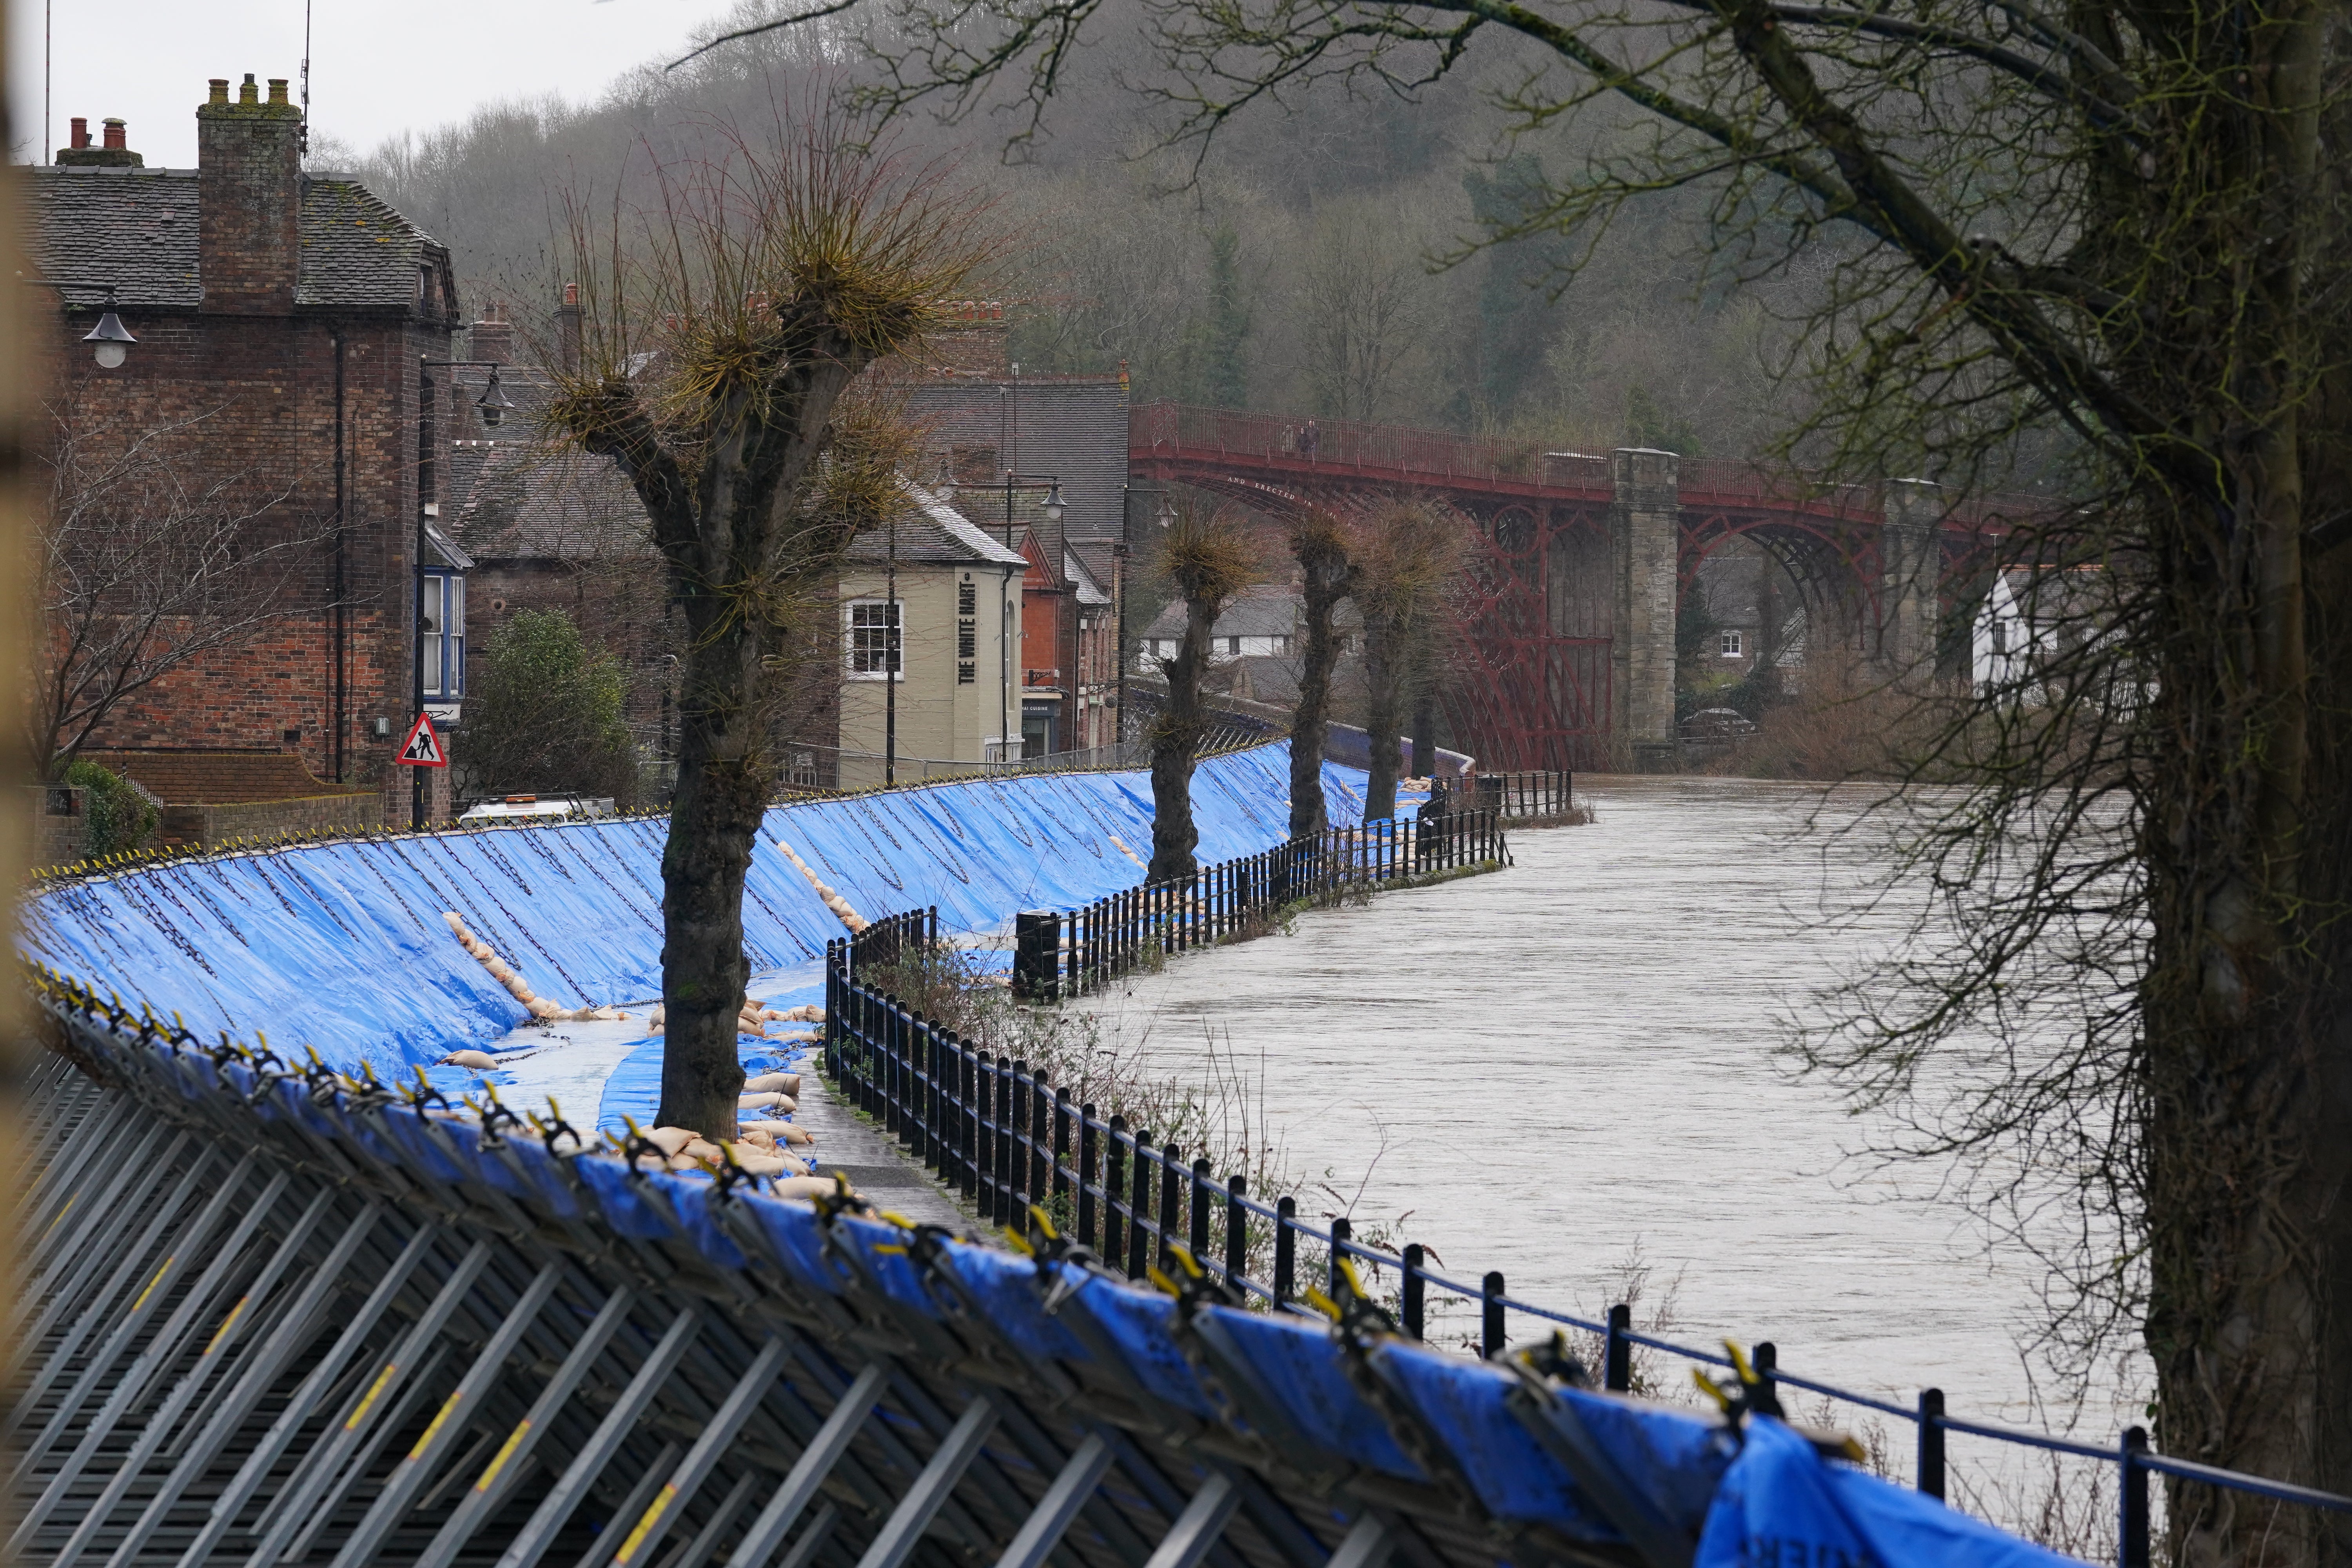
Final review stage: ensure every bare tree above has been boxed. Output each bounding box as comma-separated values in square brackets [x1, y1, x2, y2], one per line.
[1147, 502, 1261, 882]
[1295, 198, 1429, 422]
[541, 108, 987, 1139]
[1351, 501, 1459, 822]
[30, 392, 310, 777]
[1286, 506, 1356, 841]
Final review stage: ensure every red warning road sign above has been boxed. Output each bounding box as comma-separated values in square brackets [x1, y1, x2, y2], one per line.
[395, 712, 448, 768]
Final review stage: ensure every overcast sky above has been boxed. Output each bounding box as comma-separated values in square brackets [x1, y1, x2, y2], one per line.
[9, 0, 747, 168]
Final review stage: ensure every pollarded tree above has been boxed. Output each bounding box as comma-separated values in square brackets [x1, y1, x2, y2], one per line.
[1285, 506, 1356, 842]
[1145, 502, 1260, 882]
[709, 0, 2352, 1544]
[543, 111, 986, 1140]
[1351, 501, 1460, 822]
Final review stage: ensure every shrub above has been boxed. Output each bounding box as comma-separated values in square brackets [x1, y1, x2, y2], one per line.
[459, 610, 641, 807]
[61, 759, 157, 857]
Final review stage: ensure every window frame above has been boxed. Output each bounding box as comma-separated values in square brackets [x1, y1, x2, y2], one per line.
[845, 597, 904, 681]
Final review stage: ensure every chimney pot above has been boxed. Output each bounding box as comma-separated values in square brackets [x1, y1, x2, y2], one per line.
[102, 118, 127, 150]
[69, 116, 89, 149]
[267, 78, 289, 105]
[239, 74, 259, 105]
[563, 281, 579, 307]
[208, 79, 229, 105]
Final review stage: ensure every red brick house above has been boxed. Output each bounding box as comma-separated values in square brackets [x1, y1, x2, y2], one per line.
[28, 73, 466, 826]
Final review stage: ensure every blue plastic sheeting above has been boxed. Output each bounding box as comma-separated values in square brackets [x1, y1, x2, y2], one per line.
[128, 1045, 2079, 1568]
[1696, 1416, 2080, 1568]
[19, 744, 1365, 1075]
[595, 1038, 809, 1140]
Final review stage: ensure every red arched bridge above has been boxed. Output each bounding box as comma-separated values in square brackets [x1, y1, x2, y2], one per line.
[1129, 401, 2049, 771]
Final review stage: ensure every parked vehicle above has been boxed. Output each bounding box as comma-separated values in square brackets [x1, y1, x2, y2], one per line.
[456, 793, 617, 824]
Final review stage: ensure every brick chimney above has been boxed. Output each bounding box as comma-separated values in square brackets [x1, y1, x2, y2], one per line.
[197, 74, 303, 314]
[554, 281, 581, 372]
[469, 301, 515, 365]
[57, 114, 143, 167]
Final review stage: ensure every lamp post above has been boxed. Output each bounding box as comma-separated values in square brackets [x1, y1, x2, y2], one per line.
[412, 358, 510, 827]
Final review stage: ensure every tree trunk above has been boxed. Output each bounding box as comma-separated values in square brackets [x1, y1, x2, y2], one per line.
[2143, 443, 2352, 1561]
[1362, 608, 1402, 821]
[1148, 592, 1219, 882]
[1409, 642, 1438, 782]
[1288, 541, 1350, 842]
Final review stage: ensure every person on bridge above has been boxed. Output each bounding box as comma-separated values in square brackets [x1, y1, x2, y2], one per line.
[1301, 418, 1321, 458]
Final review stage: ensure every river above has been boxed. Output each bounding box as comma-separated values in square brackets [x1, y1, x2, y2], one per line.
[1069, 773, 2145, 1496]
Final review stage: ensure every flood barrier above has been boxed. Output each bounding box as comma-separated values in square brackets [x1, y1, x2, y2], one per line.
[21, 975, 2092, 1568]
[16, 745, 1368, 1075]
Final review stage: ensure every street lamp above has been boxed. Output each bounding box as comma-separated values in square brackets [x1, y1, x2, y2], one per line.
[83, 287, 135, 368]
[475, 365, 515, 428]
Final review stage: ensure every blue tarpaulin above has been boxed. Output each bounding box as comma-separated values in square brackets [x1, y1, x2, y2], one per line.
[19, 745, 1370, 1075]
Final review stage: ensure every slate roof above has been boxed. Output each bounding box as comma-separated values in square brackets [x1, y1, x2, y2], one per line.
[1064, 548, 1111, 607]
[453, 442, 654, 564]
[27, 165, 445, 311]
[900, 376, 1131, 544]
[844, 482, 1028, 568]
[1143, 584, 1302, 641]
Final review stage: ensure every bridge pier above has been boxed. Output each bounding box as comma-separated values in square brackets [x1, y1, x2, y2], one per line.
[1880, 479, 1943, 680]
[1612, 448, 1680, 771]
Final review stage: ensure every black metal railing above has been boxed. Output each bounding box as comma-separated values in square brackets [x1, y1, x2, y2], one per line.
[1474, 769, 1574, 820]
[847, 904, 937, 976]
[1005, 808, 1505, 1002]
[822, 919, 2352, 1568]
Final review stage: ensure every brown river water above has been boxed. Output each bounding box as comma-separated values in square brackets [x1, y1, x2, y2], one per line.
[1069, 773, 2147, 1478]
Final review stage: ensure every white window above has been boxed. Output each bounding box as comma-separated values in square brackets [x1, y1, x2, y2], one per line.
[1719, 630, 1743, 658]
[1227, 635, 1242, 655]
[847, 599, 902, 679]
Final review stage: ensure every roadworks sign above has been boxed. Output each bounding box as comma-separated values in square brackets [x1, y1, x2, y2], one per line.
[396, 713, 448, 768]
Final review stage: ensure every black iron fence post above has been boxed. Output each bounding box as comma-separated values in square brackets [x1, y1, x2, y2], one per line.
[1190, 1158, 1212, 1259]
[1224, 1175, 1247, 1285]
[1274, 1195, 1297, 1305]
[1158, 1144, 1182, 1267]
[1103, 1114, 1127, 1264]
[1126, 1134, 1154, 1279]
[1482, 1271, 1506, 1359]
[1402, 1244, 1425, 1339]
[1078, 1105, 1099, 1248]
[2120, 1427, 2151, 1568]
[1330, 1216, 1352, 1298]
[1604, 1303, 1632, 1392]
[1917, 1388, 1945, 1499]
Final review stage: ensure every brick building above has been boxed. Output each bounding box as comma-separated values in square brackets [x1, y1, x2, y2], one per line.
[29, 73, 465, 822]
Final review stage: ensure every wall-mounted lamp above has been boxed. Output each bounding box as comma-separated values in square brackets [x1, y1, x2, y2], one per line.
[83, 286, 135, 368]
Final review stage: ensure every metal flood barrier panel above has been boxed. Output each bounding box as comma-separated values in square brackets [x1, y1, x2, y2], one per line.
[14, 981, 2075, 1568]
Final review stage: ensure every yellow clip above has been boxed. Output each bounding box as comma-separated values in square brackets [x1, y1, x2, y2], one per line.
[1026, 1204, 1060, 1241]
[1301, 1285, 1341, 1322]
[1693, 1368, 1733, 1412]
[1725, 1340, 1759, 1387]
[876, 1209, 919, 1230]
[1145, 1263, 1183, 1299]
[1002, 1228, 1036, 1258]
[1332, 1254, 1370, 1301]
